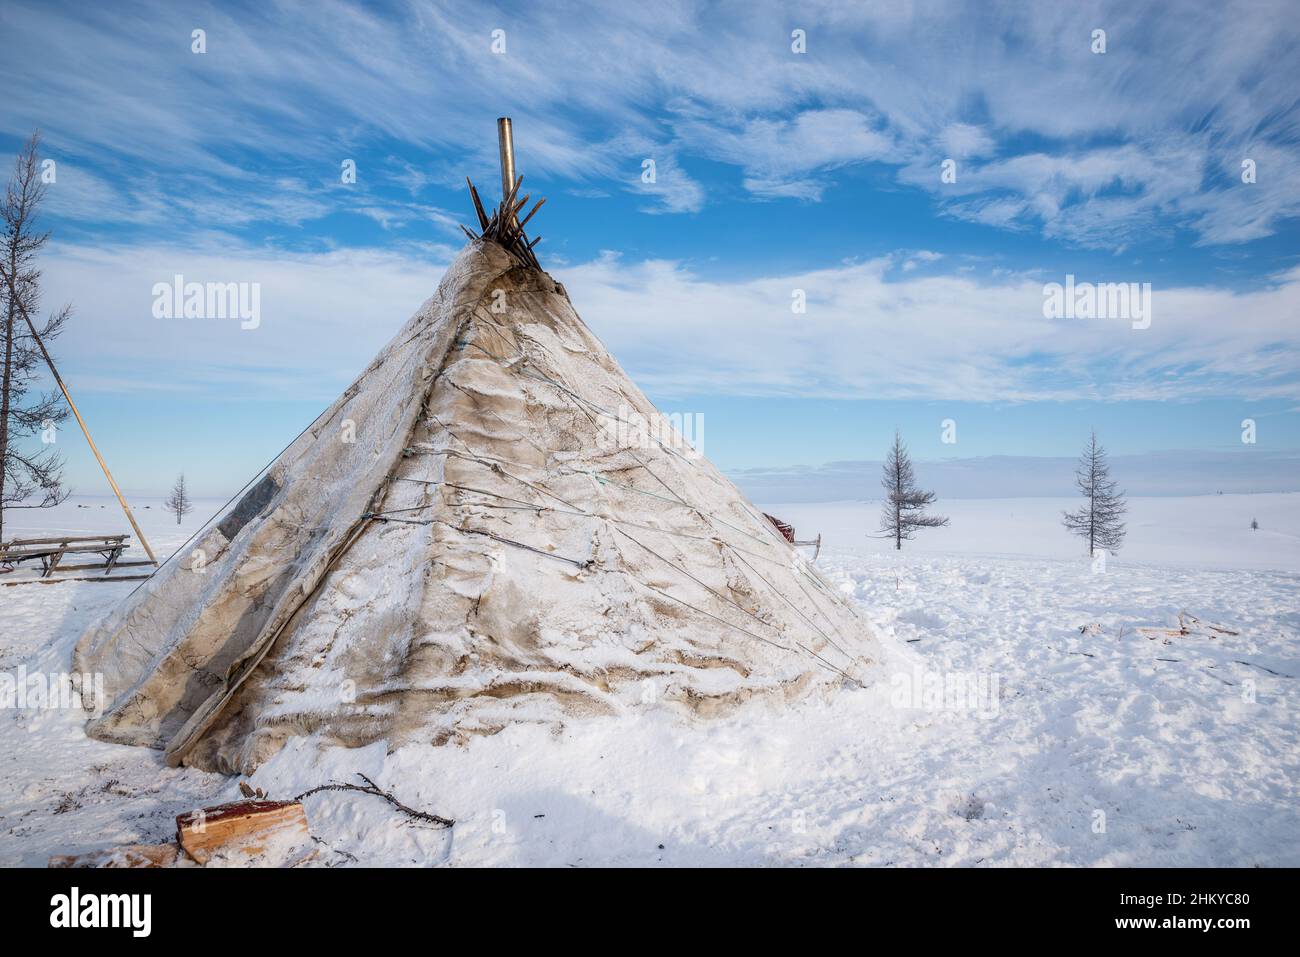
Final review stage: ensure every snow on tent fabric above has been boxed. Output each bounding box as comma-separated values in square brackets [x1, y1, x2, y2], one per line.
[73, 233, 887, 775]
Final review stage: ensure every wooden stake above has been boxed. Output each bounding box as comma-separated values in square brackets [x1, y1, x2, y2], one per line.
[466, 176, 490, 231]
[516, 197, 546, 232]
[14, 305, 158, 564]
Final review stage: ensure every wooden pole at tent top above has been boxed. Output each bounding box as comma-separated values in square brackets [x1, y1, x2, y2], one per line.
[497, 117, 517, 224]
[15, 307, 158, 565]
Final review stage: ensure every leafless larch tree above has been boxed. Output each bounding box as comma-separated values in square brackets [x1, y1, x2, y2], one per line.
[1062, 430, 1127, 555]
[878, 430, 949, 550]
[165, 473, 192, 525]
[0, 132, 70, 542]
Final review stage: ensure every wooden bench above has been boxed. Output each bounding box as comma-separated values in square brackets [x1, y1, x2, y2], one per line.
[0, 534, 154, 579]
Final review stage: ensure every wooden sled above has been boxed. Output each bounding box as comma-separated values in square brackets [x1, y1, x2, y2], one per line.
[762, 513, 823, 562]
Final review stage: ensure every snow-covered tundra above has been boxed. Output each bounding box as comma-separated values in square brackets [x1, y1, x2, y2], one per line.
[1, 493, 1296, 866]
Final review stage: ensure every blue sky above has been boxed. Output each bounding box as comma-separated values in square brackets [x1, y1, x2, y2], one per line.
[1, 0, 1298, 498]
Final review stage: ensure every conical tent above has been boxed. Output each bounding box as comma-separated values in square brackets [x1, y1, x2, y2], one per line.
[75, 237, 885, 775]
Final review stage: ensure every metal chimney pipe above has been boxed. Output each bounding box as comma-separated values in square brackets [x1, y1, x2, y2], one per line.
[497, 117, 516, 212]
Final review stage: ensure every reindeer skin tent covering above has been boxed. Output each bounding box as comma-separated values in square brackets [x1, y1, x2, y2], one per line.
[74, 240, 884, 774]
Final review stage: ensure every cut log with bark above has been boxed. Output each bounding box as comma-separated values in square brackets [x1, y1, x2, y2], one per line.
[176, 799, 310, 865]
[49, 843, 179, 868]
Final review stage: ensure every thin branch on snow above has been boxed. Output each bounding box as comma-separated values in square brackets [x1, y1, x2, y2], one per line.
[294, 773, 454, 828]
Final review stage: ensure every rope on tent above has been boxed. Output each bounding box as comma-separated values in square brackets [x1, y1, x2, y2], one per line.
[613, 520, 857, 686]
[591, 458, 848, 612]
[453, 493, 796, 572]
[394, 469, 812, 581]
[518, 364, 700, 509]
[437, 443, 589, 515]
[432, 305, 775, 605]
[454, 313, 786, 556]
[398, 455, 779, 557]
[627, 575, 796, 654]
[377, 485, 860, 684]
[787, 562, 852, 644]
[364, 503, 440, 518]
[460, 317, 779, 613]
[724, 546, 854, 663]
[447, 482, 584, 514]
[421, 326, 870, 683]
[611, 526, 781, 636]
[462, 503, 571, 517]
[461, 308, 702, 496]
[444, 377, 551, 461]
[403, 430, 603, 529]
[625, 561, 858, 686]
[363, 512, 591, 569]
[378, 445, 855, 680]
[465, 307, 706, 473]
[609, 524, 859, 684]
[177, 277, 861, 690]
[584, 470, 775, 551]
[792, 641, 862, 686]
[400, 444, 796, 573]
[404, 408, 781, 555]
[369, 499, 841, 676]
[418, 392, 800, 579]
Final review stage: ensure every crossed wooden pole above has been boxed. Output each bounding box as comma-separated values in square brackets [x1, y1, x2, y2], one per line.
[3, 271, 157, 565]
[460, 118, 547, 269]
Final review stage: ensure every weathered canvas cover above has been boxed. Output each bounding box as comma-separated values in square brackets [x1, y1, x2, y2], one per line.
[75, 241, 883, 774]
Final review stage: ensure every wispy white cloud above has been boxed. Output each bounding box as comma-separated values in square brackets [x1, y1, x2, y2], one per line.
[352, 200, 467, 235]
[899, 141, 1212, 248]
[3, 0, 1297, 245]
[42, 236, 1300, 406]
[627, 151, 706, 214]
[42, 239, 456, 403]
[559, 253, 1300, 403]
[677, 108, 895, 200]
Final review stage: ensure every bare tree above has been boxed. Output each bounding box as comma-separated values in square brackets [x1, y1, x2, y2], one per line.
[1062, 430, 1127, 555]
[0, 132, 70, 542]
[878, 430, 948, 550]
[165, 473, 192, 525]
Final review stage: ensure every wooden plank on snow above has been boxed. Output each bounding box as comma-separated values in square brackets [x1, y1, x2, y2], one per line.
[49, 843, 179, 868]
[175, 800, 309, 865]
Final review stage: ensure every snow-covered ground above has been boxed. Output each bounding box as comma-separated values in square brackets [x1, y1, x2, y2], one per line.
[2, 493, 1297, 866]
